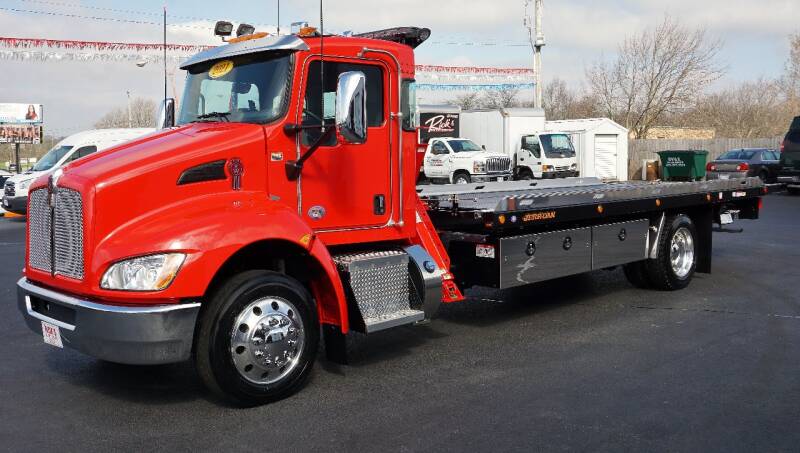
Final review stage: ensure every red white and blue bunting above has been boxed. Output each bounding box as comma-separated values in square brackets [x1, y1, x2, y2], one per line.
[0, 37, 536, 91]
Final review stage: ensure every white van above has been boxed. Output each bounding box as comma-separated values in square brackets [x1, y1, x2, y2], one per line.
[2, 128, 154, 215]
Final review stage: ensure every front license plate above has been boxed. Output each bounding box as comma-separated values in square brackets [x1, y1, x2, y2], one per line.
[720, 212, 733, 225]
[41, 321, 64, 348]
[496, 177, 504, 182]
[2, 199, 8, 207]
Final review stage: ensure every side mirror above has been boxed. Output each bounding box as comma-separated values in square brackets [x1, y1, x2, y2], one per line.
[482, 145, 486, 150]
[335, 71, 367, 144]
[156, 98, 175, 130]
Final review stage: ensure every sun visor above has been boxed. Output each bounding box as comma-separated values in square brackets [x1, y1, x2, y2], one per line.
[180, 34, 309, 70]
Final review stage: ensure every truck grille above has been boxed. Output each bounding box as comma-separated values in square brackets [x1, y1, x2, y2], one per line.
[28, 187, 84, 280]
[486, 157, 511, 173]
[4, 181, 15, 196]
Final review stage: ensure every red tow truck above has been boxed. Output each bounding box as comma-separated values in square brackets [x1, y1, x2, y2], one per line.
[17, 26, 764, 406]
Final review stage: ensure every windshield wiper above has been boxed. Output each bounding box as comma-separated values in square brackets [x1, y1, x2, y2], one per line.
[193, 112, 230, 122]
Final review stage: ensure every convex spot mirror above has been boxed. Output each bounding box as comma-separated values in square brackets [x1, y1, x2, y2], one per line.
[335, 71, 367, 144]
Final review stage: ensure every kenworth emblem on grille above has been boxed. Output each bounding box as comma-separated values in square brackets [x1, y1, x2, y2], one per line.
[48, 168, 64, 206]
[228, 158, 244, 191]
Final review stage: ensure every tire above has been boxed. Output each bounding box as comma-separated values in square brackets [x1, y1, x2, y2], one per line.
[518, 169, 534, 180]
[195, 270, 319, 406]
[623, 261, 651, 289]
[645, 214, 698, 291]
[788, 187, 800, 196]
[453, 172, 471, 184]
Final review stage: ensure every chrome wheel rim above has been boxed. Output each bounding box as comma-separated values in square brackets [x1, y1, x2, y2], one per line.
[455, 176, 469, 184]
[669, 227, 694, 279]
[230, 297, 305, 385]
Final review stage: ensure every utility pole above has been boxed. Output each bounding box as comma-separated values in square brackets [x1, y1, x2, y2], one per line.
[524, 0, 545, 108]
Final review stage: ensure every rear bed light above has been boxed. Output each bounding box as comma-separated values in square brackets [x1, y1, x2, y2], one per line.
[706, 162, 716, 171]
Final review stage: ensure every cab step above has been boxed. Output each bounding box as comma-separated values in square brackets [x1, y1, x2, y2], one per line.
[333, 250, 423, 333]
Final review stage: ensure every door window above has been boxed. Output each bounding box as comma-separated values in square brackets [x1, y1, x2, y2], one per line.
[432, 141, 448, 155]
[68, 145, 98, 162]
[301, 60, 384, 146]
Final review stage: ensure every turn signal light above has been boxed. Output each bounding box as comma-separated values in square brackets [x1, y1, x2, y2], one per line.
[227, 32, 270, 43]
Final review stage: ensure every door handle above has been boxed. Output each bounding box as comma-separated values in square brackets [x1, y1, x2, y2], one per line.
[373, 194, 386, 215]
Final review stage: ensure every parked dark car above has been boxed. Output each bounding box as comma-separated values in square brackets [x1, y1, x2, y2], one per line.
[706, 148, 781, 182]
[778, 116, 800, 195]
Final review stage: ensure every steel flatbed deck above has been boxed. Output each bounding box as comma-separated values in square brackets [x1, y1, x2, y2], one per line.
[418, 177, 765, 232]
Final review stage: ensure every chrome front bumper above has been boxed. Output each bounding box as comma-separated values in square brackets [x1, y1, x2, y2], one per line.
[17, 278, 200, 365]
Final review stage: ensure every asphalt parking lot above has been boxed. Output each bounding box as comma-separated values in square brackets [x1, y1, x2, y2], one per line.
[1, 193, 799, 452]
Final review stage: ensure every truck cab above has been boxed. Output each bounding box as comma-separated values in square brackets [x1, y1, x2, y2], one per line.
[423, 137, 512, 184]
[515, 131, 578, 179]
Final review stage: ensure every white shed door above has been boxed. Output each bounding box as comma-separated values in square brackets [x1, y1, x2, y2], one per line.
[594, 134, 618, 180]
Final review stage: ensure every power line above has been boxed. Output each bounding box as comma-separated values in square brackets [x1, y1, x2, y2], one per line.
[3, 2, 530, 48]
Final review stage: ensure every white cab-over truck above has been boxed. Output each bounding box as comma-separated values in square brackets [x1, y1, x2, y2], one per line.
[423, 137, 512, 184]
[460, 108, 578, 180]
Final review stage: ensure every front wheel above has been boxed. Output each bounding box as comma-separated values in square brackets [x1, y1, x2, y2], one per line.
[453, 173, 471, 184]
[195, 270, 319, 406]
[645, 214, 698, 290]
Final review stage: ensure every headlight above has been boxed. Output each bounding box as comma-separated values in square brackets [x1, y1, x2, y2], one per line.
[542, 165, 554, 172]
[473, 161, 486, 173]
[18, 178, 34, 190]
[571, 163, 577, 169]
[101, 253, 186, 291]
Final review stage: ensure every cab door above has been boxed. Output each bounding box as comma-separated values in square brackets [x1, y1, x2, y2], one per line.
[295, 57, 392, 231]
[424, 140, 450, 178]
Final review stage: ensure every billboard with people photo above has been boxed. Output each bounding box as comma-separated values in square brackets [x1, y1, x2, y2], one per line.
[0, 124, 42, 144]
[0, 103, 43, 124]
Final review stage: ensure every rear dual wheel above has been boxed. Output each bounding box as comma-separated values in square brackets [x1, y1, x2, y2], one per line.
[195, 270, 319, 406]
[623, 214, 697, 291]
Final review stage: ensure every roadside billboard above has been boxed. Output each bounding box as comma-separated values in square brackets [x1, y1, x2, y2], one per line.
[0, 124, 42, 144]
[0, 103, 43, 124]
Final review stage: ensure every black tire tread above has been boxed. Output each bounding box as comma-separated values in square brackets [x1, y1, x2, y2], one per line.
[645, 214, 697, 291]
[623, 261, 651, 289]
[194, 270, 318, 406]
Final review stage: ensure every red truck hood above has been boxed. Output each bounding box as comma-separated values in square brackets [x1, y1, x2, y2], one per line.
[25, 122, 269, 297]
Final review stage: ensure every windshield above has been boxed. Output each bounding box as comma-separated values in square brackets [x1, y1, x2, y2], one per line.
[32, 145, 73, 171]
[448, 139, 483, 152]
[540, 134, 576, 158]
[781, 151, 800, 169]
[178, 53, 292, 125]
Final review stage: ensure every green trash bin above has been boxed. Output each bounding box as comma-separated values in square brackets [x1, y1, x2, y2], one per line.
[656, 150, 709, 181]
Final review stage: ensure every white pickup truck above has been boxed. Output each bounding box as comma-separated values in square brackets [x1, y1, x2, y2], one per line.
[423, 137, 512, 184]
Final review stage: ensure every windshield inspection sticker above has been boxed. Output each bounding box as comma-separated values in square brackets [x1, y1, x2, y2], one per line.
[209, 60, 234, 79]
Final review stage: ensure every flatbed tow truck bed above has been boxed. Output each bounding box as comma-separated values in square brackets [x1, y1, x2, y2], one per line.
[418, 177, 764, 290]
[418, 177, 764, 231]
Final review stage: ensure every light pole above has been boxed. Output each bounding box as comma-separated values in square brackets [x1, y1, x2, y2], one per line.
[127, 90, 132, 127]
[524, 0, 545, 108]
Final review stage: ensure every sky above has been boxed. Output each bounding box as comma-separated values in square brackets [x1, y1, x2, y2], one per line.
[0, 0, 797, 136]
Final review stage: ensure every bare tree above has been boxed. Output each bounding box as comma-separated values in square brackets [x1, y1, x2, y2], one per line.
[447, 92, 482, 110]
[588, 16, 723, 138]
[540, 78, 600, 120]
[481, 86, 520, 109]
[94, 97, 157, 129]
[685, 79, 789, 138]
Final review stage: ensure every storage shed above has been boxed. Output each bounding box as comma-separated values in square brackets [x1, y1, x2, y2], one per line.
[545, 118, 629, 181]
